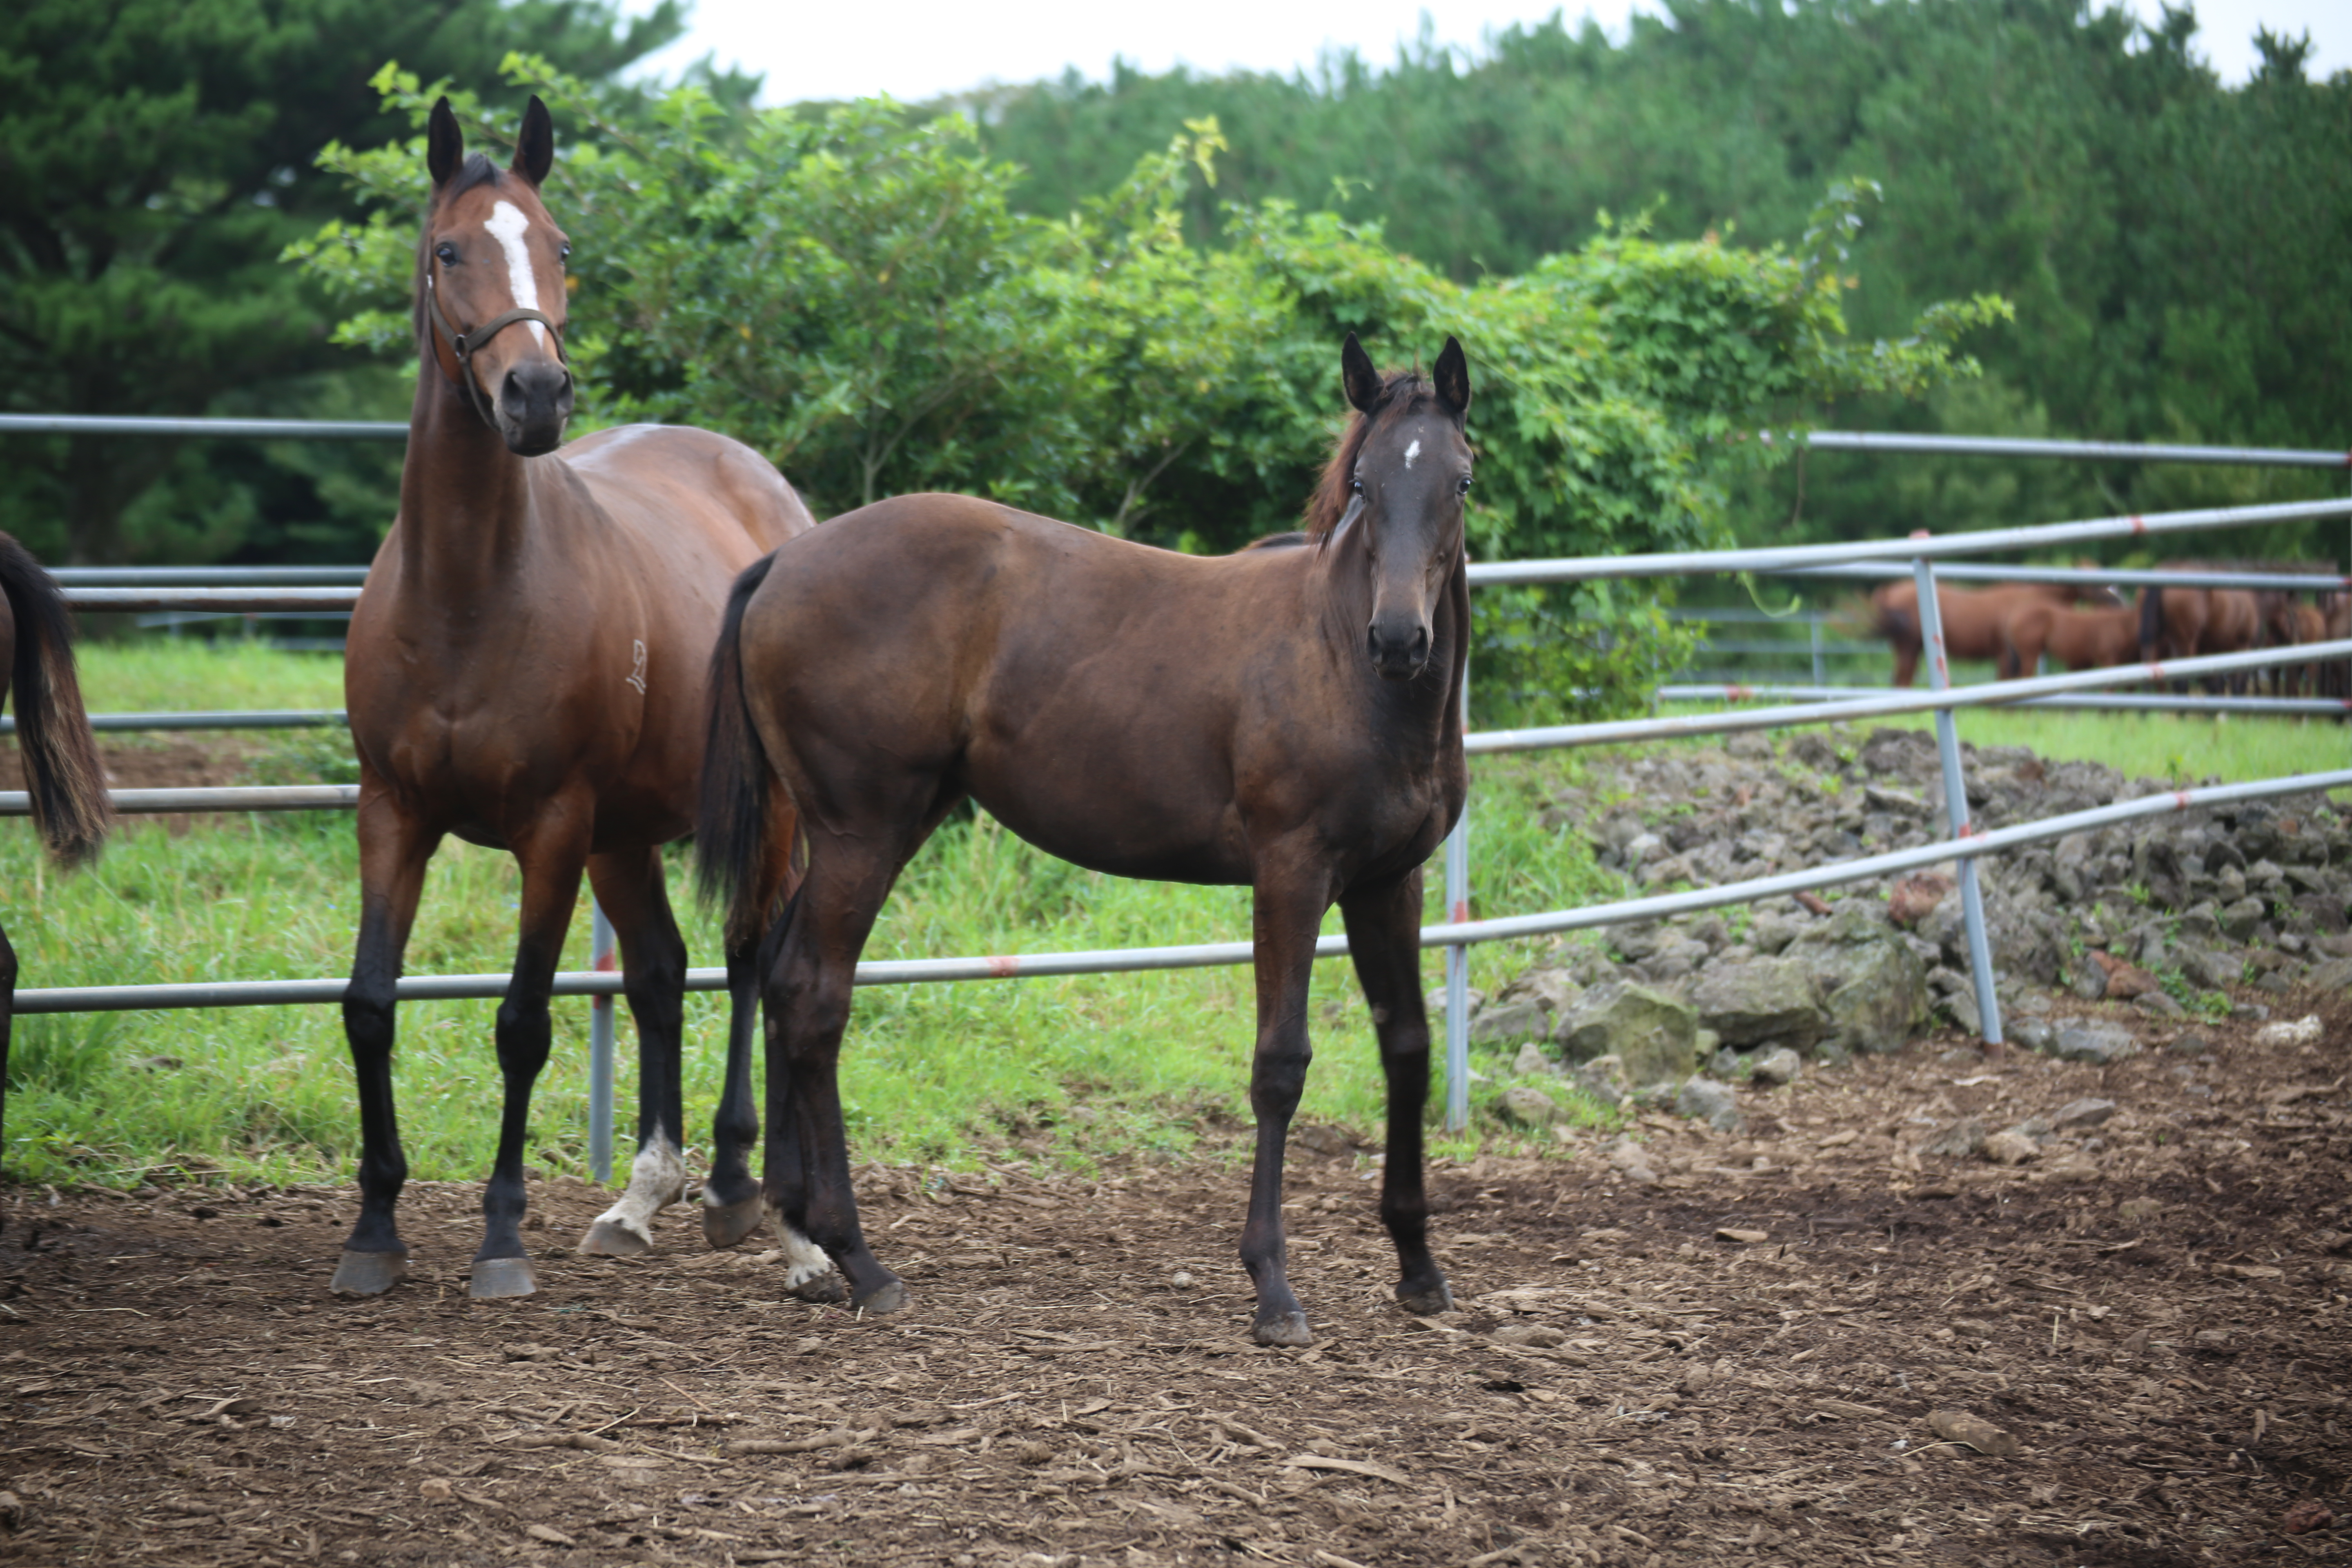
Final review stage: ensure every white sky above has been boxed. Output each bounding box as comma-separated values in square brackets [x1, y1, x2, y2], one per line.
[624, 0, 2348, 106]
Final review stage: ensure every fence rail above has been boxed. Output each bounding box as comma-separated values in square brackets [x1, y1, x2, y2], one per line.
[1795, 430, 2352, 468]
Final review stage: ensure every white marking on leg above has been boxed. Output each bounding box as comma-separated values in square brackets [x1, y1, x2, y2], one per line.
[764, 1198, 836, 1290]
[591, 1130, 686, 1247]
[483, 200, 547, 346]
[1403, 437, 1421, 469]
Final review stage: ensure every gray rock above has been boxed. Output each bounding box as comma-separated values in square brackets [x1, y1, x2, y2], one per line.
[1428, 985, 1486, 1022]
[1496, 967, 1583, 1018]
[1470, 998, 1550, 1047]
[2053, 1019, 2140, 1065]
[1570, 1057, 1628, 1108]
[1690, 955, 1829, 1049]
[2307, 956, 2352, 992]
[1919, 1117, 1986, 1158]
[1675, 1077, 1743, 1133]
[1806, 938, 1931, 1055]
[1944, 988, 1983, 1037]
[1725, 732, 1773, 760]
[2174, 945, 2238, 992]
[2069, 962, 2108, 1001]
[2132, 990, 2187, 1020]
[1553, 981, 1701, 1088]
[1500, 1085, 1565, 1129]
[1604, 1136, 1659, 1184]
[2167, 1033, 2212, 1055]
[2052, 1097, 2117, 1129]
[1512, 1041, 1558, 1079]
[2011, 1017, 2056, 1054]
[1745, 910, 1809, 955]
[1750, 1047, 1802, 1087]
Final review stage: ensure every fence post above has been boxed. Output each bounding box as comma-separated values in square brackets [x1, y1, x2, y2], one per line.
[1910, 557, 2005, 1050]
[1443, 655, 1473, 1134]
[1810, 614, 1825, 686]
[589, 898, 617, 1184]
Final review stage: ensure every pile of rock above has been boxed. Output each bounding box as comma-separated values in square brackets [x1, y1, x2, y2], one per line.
[1464, 726, 2350, 1129]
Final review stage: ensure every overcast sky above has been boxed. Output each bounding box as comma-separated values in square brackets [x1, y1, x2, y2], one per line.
[624, 0, 2347, 106]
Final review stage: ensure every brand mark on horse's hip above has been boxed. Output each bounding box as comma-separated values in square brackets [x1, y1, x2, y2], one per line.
[484, 201, 547, 346]
[627, 639, 648, 694]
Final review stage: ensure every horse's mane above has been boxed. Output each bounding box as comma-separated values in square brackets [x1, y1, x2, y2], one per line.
[1302, 368, 1444, 538]
[410, 154, 511, 350]
[1242, 531, 1310, 552]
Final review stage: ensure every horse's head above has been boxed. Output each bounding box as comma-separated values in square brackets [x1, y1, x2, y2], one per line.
[1311, 334, 1472, 682]
[2069, 561, 2128, 610]
[417, 96, 574, 456]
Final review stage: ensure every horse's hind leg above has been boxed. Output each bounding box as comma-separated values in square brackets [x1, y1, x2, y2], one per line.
[469, 813, 592, 1299]
[1340, 872, 1452, 1317]
[333, 791, 440, 1296]
[578, 846, 689, 1258]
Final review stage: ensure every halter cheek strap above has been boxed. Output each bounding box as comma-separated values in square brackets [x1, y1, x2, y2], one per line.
[425, 272, 568, 431]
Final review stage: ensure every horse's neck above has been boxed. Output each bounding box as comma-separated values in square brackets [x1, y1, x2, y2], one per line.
[393, 370, 546, 600]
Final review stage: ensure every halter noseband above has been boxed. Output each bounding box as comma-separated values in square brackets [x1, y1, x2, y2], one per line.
[425, 270, 568, 430]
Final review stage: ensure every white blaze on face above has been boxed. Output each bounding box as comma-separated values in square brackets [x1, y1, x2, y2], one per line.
[1403, 438, 1422, 469]
[483, 200, 547, 346]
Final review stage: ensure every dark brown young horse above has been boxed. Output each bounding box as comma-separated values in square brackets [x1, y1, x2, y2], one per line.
[1870, 572, 2118, 686]
[1998, 601, 2142, 678]
[0, 534, 111, 1165]
[334, 98, 822, 1301]
[2137, 572, 2261, 691]
[697, 336, 1472, 1347]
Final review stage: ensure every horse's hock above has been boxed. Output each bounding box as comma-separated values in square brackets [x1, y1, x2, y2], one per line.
[1470, 726, 2352, 1108]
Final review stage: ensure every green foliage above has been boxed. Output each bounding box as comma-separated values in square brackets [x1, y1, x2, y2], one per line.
[297, 58, 1995, 724]
[0, 0, 688, 566]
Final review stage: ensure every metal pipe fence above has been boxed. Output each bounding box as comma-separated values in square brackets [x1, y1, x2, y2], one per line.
[0, 709, 345, 737]
[11, 413, 2349, 1156]
[1658, 684, 2351, 717]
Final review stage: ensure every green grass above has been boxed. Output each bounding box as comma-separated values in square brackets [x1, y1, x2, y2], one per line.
[10, 640, 2339, 1192]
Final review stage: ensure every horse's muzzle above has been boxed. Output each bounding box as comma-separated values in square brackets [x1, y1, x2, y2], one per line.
[498, 361, 574, 456]
[1367, 618, 1432, 682]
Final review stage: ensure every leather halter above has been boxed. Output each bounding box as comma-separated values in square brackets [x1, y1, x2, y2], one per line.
[424, 270, 568, 431]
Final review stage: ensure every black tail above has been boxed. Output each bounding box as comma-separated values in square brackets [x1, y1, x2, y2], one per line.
[2136, 584, 2165, 661]
[695, 553, 781, 945]
[0, 536, 110, 867]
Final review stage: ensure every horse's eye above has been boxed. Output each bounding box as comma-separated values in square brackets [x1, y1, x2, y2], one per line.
[559, 243, 571, 264]
[1457, 474, 1473, 495]
[434, 242, 458, 265]
[1350, 475, 1364, 494]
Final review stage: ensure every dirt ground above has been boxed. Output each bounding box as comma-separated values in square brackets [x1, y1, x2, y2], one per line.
[4, 989, 2349, 1567]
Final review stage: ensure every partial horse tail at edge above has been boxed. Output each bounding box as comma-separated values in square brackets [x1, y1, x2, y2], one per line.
[695, 552, 781, 946]
[2136, 583, 2164, 660]
[0, 536, 111, 868]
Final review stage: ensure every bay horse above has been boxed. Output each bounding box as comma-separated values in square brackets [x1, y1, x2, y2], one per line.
[0, 534, 111, 1167]
[696, 335, 1472, 1347]
[2137, 572, 2261, 692]
[334, 97, 827, 1301]
[1998, 601, 2141, 678]
[1870, 571, 2118, 686]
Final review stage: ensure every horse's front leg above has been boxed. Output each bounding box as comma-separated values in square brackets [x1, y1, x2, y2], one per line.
[332, 786, 441, 1296]
[470, 807, 592, 1299]
[1340, 871, 1452, 1314]
[577, 845, 689, 1258]
[1238, 868, 1328, 1348]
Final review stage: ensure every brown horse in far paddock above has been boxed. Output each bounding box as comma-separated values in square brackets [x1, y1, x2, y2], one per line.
[2137, 574, 2262, 689]
[333, 97, 825, 1302]
[0, 534, 111, 1170]
[1870, 571, 2119, 686]
[697, 335, 1472, 1348]
[1998, 600, 2142, 678]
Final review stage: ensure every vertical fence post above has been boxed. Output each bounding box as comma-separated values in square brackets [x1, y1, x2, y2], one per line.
[1443, 654, 1473, 1134]
[1911, 557, 2005, 1050]
[1810, 614, 1826, 686]
[589, 898, 617, 1184]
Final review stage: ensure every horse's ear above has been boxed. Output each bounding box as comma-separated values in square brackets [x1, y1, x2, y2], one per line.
[427, 96, 464, 188]
[1341, 332, 1381, 414]
[512, 96, 555, 186]
[1434, 336, 1472, 419]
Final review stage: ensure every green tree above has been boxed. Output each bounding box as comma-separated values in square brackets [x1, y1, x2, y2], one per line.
[0, 0, 689, 565]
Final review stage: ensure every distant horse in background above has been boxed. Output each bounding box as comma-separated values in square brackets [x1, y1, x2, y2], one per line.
[333, 97, 823, 1302]
[2324, 594, 2352, 700]
[0, 534, 111, 1169]
[1870, 571, 2119, 685]
[1998, 601, 2141, 678]
[697, 336, 1474, 1348]
[2136, 572, 2261, 691]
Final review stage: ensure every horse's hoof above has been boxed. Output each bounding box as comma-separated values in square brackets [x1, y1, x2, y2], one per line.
[790, 1270, 849, 1305]
[1252, 1310, 1314, 1348]
[701, 1194, 764, 1251]
[577, 1219, 651, 1258]
[1396, 1278, 1455, 1316]
[851, 1278, 911, 1316]
[468, 1257, 538, 1299]
[329, 1250, 408, 1297]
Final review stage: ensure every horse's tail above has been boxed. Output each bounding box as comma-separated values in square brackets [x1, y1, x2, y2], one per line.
[0, 536, 111, 868]
[1869, 584, 1918, 645]
[2137, 583, 2165, 662]
[695, 552, 781, 946]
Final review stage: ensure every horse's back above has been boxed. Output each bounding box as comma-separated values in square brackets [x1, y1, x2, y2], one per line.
[561, 423, 814, 557]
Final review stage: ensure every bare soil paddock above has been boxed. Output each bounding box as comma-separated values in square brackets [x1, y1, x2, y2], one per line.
[3, 993, 2348, 1567]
